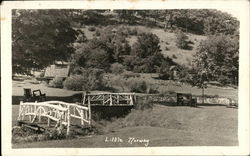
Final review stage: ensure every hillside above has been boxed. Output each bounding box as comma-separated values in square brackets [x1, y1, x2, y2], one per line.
[78, 25, 206, 67]
[13, 9, 239, 86]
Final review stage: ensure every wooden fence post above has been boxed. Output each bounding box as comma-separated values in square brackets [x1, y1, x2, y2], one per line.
[81, 110, 84, 126]
[67, 105, 70, 135]
[47, 107, 51, 127]
[18, 101, 23, 120]
[88, 96, 91, 126]
[103, 94, 105, 105]
[117, 94, 119, 105]
[28, 104, 32, 122]
[35, 101, 42, 123]
[82, 93, 86, 105]
[110, 94, 112, 106]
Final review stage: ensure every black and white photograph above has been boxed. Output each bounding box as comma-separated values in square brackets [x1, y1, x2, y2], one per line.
[1, 0, 249, 155]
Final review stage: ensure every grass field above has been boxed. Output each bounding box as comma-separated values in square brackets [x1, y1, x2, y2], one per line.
[12, 78, 237, 98]
[12, 103, 238, 148]
[12, 76, 238, 148]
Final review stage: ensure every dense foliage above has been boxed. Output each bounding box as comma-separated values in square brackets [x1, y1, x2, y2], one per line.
[70, 9, 239, 35]
[63, 68, 105, 91]
[12, 10, 78, 74]
[192, 34, 239, 86]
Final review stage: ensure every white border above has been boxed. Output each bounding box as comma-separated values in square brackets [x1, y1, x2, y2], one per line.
[1, 0, 249, 155]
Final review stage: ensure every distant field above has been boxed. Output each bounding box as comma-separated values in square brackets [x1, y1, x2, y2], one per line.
[12, 104, 238, 148]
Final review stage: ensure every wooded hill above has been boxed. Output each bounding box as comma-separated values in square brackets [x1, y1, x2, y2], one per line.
[12, 9, 239, 86]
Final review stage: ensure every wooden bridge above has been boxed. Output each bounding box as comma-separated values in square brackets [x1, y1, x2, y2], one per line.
[17, 101, 91, 135]
[82, 93, 136, 106]
[17, 93, 136, 134]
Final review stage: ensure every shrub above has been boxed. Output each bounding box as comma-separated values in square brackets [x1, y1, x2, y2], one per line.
[107, 75, 149, 93]
[218, 75, 232, 85]
[63, 68, 105, 91]
[129, 28, 138, 35]
[39, 71, 45, 77]
[95, 29, 101, 36]
[63, 75, 86, 91]
[158, 61, 172, 80]
[110, 63, 125, 74]
[48, 77, 64, 88]
[176, 30, 189, 49]
[172, 54, 177, 59]
[134, 96, 154, 110]
[44, 129, 66, 140]
[146, 84, 159, 94]
[127, 79, 147, 93]
[88, 26, 96, 32]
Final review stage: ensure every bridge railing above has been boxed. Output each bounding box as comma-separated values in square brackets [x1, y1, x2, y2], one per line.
[82, 93, 136, 106]
[17, 100, 91, 135]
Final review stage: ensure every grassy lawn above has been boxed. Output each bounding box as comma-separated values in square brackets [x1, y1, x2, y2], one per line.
[12, 78, 238, 98]
[12, 76, 238, 147]
[12, 104, 238, 148]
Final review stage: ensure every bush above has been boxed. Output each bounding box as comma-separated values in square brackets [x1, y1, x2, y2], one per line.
[172, 54, 177, 59]
[95, 29, 101, 36]
[134, 96, 154, 110]
[63, 68, 105, 91]
[110, 63, 125, 74]
[88, 26, 96, 32]
[127, 79, 147, 93]
[39, 71, 45, 77]
[176, 30, 189, 49]
[218, 75, 232, 85]
[158, 61, 172, 80]
[48, 77, 64, 88]
[63, 75, 86, 91]
[129, 28, 138, 35]
[44, 129, 66, 140]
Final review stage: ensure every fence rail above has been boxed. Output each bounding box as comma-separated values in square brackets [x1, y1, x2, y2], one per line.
[82, 93, 136, 106]
[17, 100, 91, 135]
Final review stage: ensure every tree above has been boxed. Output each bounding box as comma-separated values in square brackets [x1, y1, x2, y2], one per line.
[192, 34, 239, 86]
[110, 63, 125, 74]
[131, 33, 161, 58]
[12, 10, 78, 74]
[72, 41, 110, 71]
[75, 29, 87, 43]
[115, 10, 137, 24]
[176, 30, 189, 49]
[130, 33, 164, 73]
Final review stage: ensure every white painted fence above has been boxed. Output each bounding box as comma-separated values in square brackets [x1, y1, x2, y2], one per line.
[83, 93, 136, 106]
[17, 101, 91, 135]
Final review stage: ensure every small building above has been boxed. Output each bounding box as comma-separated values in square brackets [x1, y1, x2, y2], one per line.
[44, 61, 70, 81]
